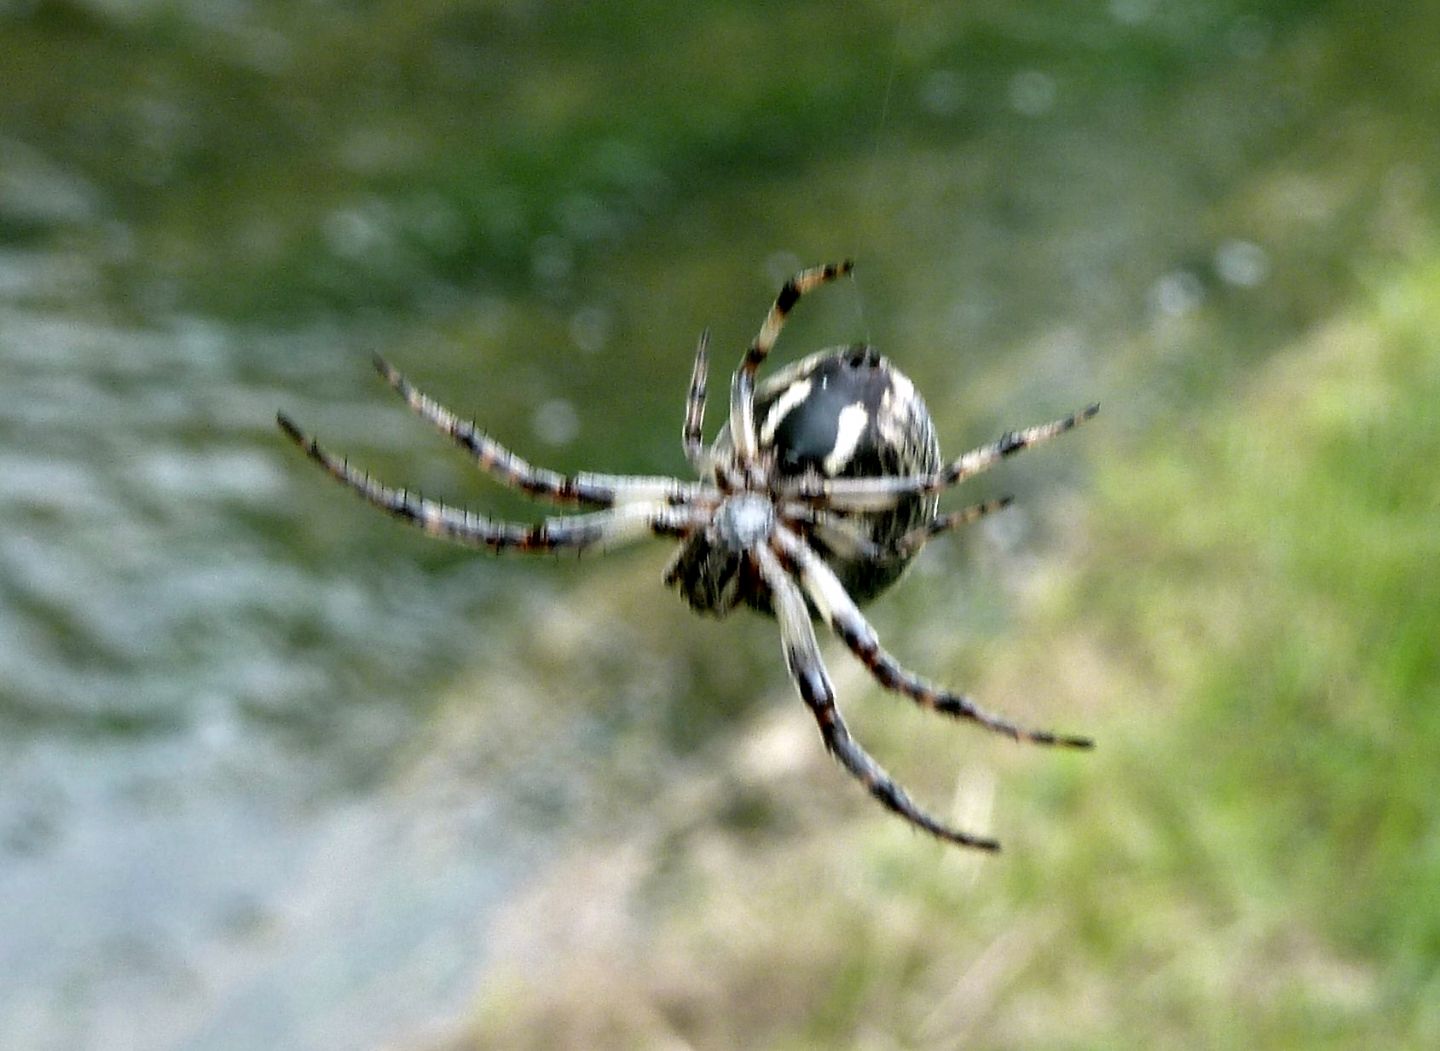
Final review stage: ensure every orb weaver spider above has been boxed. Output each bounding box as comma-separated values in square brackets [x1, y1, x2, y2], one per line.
[278, 261, 1096, 850]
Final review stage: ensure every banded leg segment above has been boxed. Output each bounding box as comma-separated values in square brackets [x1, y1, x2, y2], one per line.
[682, 329, 710, 474]
[889, 495, 1014, 558]
[374, 356, 709, 508]
[753, 544, 999, 851]
[784, 496, 1012, 562]
[782, 404, 1099, 511]
[775, 527, 1093, 748]
[787, 507, 880, 563]
[278, 414, 698, 553]
[729, 261, 853, 468]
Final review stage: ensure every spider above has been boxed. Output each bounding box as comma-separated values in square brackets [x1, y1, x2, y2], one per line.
[277, 261, 1096, 851]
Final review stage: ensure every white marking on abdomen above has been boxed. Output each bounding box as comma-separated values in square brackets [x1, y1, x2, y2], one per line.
[759, 378, 813, 444]
[824, 402, 869, 475]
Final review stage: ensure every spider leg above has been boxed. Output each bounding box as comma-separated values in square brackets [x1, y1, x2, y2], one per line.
[783, 496, 1012, 562]
[782, 404, 1099, 510]
[373, 356, 711, 508]
[774, 527, 1093, 748]
[682, 329, 710, 474]
[729, 261, 853, 468]
[889, 495, 1014, 558]
[278, 414, 700, 553]
[753, 543, 999, 851]
[791, 508, 881, 562]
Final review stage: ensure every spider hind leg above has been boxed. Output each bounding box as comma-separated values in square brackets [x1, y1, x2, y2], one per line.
[276, 413, 697, 553]
[776, 527, 1093, 749]
[754, 544, 1000, 851]
[371, 356, 707, 509]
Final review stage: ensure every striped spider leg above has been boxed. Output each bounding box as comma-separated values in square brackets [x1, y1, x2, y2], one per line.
[786, 494, 1015, 564]
[277, 358, 722, 553]
[276, 414, 708, 552]
[371, 354, 713, 510]
[727, 260, 853, 474]
[780, 402, 1100, 512]
[682, 329, 711, 474]
[753, 542, 1000, 851]
[772, 526, 1092, 749]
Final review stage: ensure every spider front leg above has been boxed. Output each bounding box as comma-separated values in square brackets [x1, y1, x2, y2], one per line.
[774, 527, 1093, 748]
[752, 544, 1000, 851]
[277, 414, 701, 552]
[728, 261, 853, 468]
[682, 329, 711, 474]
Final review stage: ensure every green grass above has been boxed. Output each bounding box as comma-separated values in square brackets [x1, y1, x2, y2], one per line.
[1009, 259, 1440, 1048]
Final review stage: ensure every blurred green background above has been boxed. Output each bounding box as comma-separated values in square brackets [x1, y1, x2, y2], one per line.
[2, 1, 1437, 1048]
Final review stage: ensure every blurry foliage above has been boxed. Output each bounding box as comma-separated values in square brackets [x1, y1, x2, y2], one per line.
[3, 0, 1405, 319]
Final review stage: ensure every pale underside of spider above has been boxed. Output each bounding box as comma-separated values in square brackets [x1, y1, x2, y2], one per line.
[278, 261, 1097, 851]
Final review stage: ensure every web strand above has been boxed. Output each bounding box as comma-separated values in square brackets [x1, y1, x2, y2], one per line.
[849, 2, 913, 347]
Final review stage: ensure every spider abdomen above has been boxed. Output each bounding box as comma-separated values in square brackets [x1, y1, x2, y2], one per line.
[756, 345, 940, 603]
[673, 344, 940, 616]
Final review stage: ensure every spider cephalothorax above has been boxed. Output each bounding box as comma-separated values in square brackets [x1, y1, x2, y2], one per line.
[278, 261, 1097, 851]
